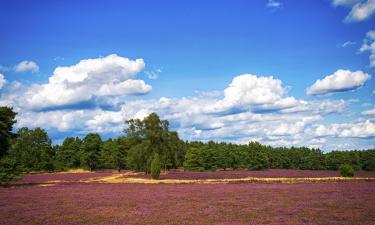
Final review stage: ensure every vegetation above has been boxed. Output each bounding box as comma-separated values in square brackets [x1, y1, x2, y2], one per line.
[150, 153, 161, 179]
[340, 164, 354, 177]
[0, 107, 374, 181]
[0, 106, 19, 185]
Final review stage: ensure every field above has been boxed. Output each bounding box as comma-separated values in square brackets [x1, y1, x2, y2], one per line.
[1, 169, 375, 225]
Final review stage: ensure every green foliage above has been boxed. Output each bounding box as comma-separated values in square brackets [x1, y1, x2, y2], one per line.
[100, 138, 128, 171]
[183, 147, 205, 171]
[124, 113, 184, 173]
[9, 127, 54, 172]
[0, 110, 374, 175]
[126, 141, 151, 172]
[151, 153, 161, 179]
[339, 164, 354, 177]
[0, 106, 19, 185]
[54, 137, 82, 170]
[0, 106, 17, 158]
[359, 150, 375, 171]
[0, 157, 20, 186]
[80, 133, 102, 171]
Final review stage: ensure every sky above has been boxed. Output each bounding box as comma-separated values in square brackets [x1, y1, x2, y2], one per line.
[0, 0, 374, 151]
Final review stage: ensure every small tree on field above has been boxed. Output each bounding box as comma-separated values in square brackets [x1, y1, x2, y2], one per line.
[151, 153, 161, 179]
[339, 164, 354, 177]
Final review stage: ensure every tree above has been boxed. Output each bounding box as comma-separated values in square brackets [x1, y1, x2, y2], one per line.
[124, 113, 181, 173]
[9, 127, 54, 171]
[0, 157, 19, 186]
[0, 106, 18, 185]
[55, 137, 82, 170]
[151, 153, 161, 179]
[0, 106, 17, 158]
[99, 138, 127, 171]
[183, 147, 205, 171]
[126, 141, 151, 172]
[80, 133, 102, 171]
[339, 164, 354, 177]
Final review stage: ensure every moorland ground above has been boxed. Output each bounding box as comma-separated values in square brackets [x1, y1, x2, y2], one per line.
[1, 169, 375, 225]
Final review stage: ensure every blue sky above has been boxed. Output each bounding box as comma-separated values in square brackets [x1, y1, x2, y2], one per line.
[0, 0, 374, 150]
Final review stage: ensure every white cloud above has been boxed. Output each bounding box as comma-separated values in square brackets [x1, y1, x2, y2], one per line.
[0, 74, 6, 89]
[13, 60, 39, 73]
[362, 107, 375, 116]
[332, 0, 361, 6]
[267, 0, 282, 9]
[345, 0, 375, 22]
[145, 68, 161, 80]
[209, 74, 301, 113]
[312, 120, 375, 138]
[332, 0, 375, 22]
[360, 30, 375, 67]
[1, 58, 371, 150]
[341, 41, 356, 47]
[23, 54, 150, 109]
[306, 69, 371, 95]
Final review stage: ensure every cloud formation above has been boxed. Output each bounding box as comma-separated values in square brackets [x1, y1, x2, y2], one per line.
[333, 0, 375, 22]
[341, 41, 356, 47]
[1, 55, 372, 150]
[306, 69, 371, 95]
[22, 54, 150, 109]
[266, 0, 282, 9]
[0, 74, 5, 89]
[360, 30, 375, 67]
[362, 107, 375, 116]
[13, 60, 39, 73]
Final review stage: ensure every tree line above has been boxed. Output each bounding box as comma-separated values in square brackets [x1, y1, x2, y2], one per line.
[1, 106, 375, 184]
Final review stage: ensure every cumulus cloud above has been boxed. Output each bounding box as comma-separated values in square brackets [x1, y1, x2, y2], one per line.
[311, 120, 375, 138]
[360, 30, 375, 67]
[1, 58, 370, 150]
[266, 0, 282, 9]
[306, 69, 371, 95]
[209, 74, 301, 114]
[13, 60, 39, 73]
[0, 74, 6, 89]
[22, 54, 150, 109]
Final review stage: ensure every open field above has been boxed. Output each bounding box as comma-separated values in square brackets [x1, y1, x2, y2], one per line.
[1, 169, 375, 225]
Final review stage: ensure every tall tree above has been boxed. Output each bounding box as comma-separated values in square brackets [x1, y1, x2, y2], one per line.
[80, 133, 102, 171]
[9, 127, 54, 171]
[0, 106, 17, 157]
[55, 137, 82, 170]
[125, 113, 180, 173]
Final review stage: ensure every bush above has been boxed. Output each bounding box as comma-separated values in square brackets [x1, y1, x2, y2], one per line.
[0, 157, 20, 186]
[151, 153, 161, 179]
[339, 164, 354, 177]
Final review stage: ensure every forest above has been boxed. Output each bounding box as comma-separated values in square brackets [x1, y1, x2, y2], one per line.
[1, 106, 375, 184]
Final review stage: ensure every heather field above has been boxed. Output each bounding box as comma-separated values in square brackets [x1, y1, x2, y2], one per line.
[1, 170, 375, 225]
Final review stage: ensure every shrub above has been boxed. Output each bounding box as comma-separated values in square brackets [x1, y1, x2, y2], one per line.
[151, 153, 161, 179]
[339, 164, 354, 177]
[0, 157, 20, 186]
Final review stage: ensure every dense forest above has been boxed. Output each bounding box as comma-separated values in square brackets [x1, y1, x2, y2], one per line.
[1, 106, 375, 184]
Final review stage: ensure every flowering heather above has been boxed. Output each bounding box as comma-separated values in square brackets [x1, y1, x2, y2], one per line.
[0, 182, 374, 225]
[12, 171, 113, 185]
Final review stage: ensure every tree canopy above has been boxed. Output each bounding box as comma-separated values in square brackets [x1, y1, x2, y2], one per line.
[0, 108, 374, 181]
